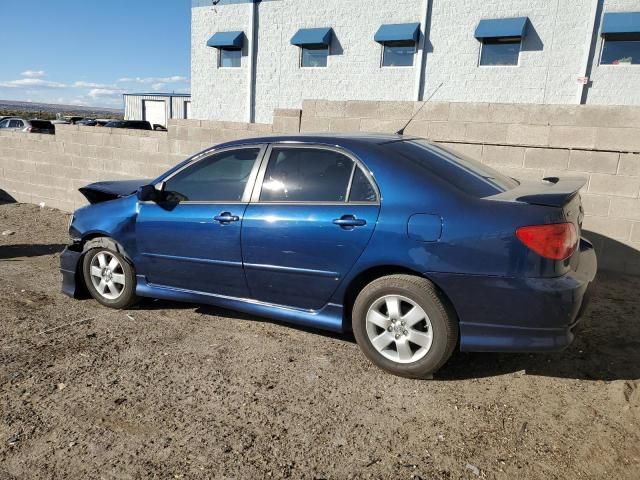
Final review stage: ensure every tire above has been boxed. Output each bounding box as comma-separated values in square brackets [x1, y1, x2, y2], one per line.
[82, 238, 138, 309]
[352, 274, 458, 379]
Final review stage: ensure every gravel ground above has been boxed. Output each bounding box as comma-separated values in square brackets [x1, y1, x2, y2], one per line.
[0, 201, 639, 480]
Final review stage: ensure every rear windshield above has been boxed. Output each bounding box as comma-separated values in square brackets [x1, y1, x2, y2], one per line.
[30, 120, 53, 128]
[388, 139, 519, 197]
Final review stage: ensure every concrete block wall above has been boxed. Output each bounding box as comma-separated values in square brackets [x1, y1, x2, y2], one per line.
[301, 99, 640, 274]
[0, 117, 276, 212]
[1, 101, 639, 274]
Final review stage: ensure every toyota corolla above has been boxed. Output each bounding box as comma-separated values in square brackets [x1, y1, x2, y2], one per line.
[61, 134, 597, 378]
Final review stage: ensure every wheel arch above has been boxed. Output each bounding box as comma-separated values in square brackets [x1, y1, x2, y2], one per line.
[80, 233, 133, 261]
[342, 265, 459, 332]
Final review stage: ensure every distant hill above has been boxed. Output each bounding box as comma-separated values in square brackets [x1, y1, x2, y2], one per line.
[0, 99, 123, 120]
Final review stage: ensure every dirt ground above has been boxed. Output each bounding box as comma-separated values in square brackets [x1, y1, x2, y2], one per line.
[0, 201, 639, 480]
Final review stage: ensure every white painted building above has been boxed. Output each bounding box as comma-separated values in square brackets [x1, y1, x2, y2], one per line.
[124, 93, 192, 128]
[191, 0, 640, 124]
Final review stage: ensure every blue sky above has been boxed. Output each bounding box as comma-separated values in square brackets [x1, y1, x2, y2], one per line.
[0, 0, 191, 109]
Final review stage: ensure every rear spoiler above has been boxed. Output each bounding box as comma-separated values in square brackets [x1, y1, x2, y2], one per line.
[487, 177, 587, 208]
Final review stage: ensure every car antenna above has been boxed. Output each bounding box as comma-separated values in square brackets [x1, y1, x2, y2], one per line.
[395, 82, 444, 135]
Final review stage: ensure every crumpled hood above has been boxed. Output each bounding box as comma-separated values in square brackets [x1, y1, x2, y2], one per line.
[79, 179, 151, 204]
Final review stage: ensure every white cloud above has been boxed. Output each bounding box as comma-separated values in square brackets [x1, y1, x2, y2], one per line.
[151, 82, 166, 91]
[88, 88, 125, 98]
[73, 81, 116, 89]
[0, 78, 66, 88]
[21, 70, 46, 78]
[118, 75, 189, 84]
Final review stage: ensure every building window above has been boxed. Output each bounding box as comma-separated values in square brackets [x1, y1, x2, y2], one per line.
[382, 41, 416, 67]
[474, 17, 528, 67]
[374, 23, 421, 68]
[600, 36, 640, 65]
[219, 48, 241, 68]
[291, 27, 333, 69]
[479, 38, 521, 66]
[301, 45, 329, 68]
[599, 12, 640, 65]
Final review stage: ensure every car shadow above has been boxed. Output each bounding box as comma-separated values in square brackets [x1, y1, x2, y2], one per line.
[123, 271, 638, 381]
[0, 243, 67, 260]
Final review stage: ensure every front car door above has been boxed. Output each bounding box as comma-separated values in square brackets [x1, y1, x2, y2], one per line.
[135, 145, 265, 297]
[241, 144, 380, 310]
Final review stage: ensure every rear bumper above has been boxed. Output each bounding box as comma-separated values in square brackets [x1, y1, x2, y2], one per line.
[431, 238, 597, 353]
[60, 245, 83, 298]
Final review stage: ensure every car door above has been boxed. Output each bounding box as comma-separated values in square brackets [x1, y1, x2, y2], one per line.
[8, 119, 24, 131]
[135, 145, 266, 297]
[241, 144, 380, 310]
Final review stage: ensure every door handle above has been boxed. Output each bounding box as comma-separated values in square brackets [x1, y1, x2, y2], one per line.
[333, 215, 367, 229]
[214, 212, 240, 224]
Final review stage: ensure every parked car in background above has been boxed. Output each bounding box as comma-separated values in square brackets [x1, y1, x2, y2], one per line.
[0, 117, 55, 134]
[63, 116, 84, 125]
[61, 134, 597, 379]
[96, 119, 115, 127]
[77, 118, 97, 126]
[104, 120, 152, 131]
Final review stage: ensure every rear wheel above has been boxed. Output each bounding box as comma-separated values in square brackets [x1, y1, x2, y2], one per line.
[352, 274, 458, 379]
[82, 241, 138, 309]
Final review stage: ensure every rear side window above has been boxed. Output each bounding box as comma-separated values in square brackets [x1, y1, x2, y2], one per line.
[9, 120, 24, 128]
[349, 167, 377, 202]
[164, 148, 260, 202]
[260, 148, 355, 202]
[388, 140, 518, 197]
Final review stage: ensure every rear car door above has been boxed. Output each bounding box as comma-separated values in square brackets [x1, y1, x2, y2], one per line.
[241, 144, 380, 310]
[135, 146, 265, 297]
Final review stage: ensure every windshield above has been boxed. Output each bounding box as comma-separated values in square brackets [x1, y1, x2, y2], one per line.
[388, 139, 519, 197]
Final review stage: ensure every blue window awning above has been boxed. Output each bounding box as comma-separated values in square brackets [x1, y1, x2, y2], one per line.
[601, 12, 640, 36]
[474, 17, 528, 40]
[207, 31, 244, 49]
[374, 23, 421, 43]
[290, 27, 333, 46]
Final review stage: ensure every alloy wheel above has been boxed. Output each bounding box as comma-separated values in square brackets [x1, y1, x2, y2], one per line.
[365, 294, 434, 364]
[89, 251, 126, 300]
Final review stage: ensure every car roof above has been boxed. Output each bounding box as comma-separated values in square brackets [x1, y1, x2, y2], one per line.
[215, 133, 419, 150]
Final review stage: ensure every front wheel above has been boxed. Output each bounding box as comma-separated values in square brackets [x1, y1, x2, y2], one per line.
[82, 244, 138, 309]
[352, 274, 458, 379]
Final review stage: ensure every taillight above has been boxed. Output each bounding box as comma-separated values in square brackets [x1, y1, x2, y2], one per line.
[516, 223, 578, 260]
[25, 127, 33, 132]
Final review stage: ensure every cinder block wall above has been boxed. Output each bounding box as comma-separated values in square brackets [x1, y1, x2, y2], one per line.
[1, 102, 639, 274]
[301, 100, 640, 274]
[0, 118, 277, 211]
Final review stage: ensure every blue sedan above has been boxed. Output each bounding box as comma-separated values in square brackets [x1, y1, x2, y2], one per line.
[61, 134, 597, 378]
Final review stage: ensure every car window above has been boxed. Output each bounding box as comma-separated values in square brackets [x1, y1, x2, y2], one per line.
[9, 120, 23, 128]
[260, 148, 354, 202]
[0, 119, 9, 128]
[163, 148, 260, 202]
[31, 120, 52, 128]
[349, 167, 377, 202]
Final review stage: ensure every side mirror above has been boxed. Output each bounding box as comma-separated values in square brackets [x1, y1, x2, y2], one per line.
[138, 183, 164, 202]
